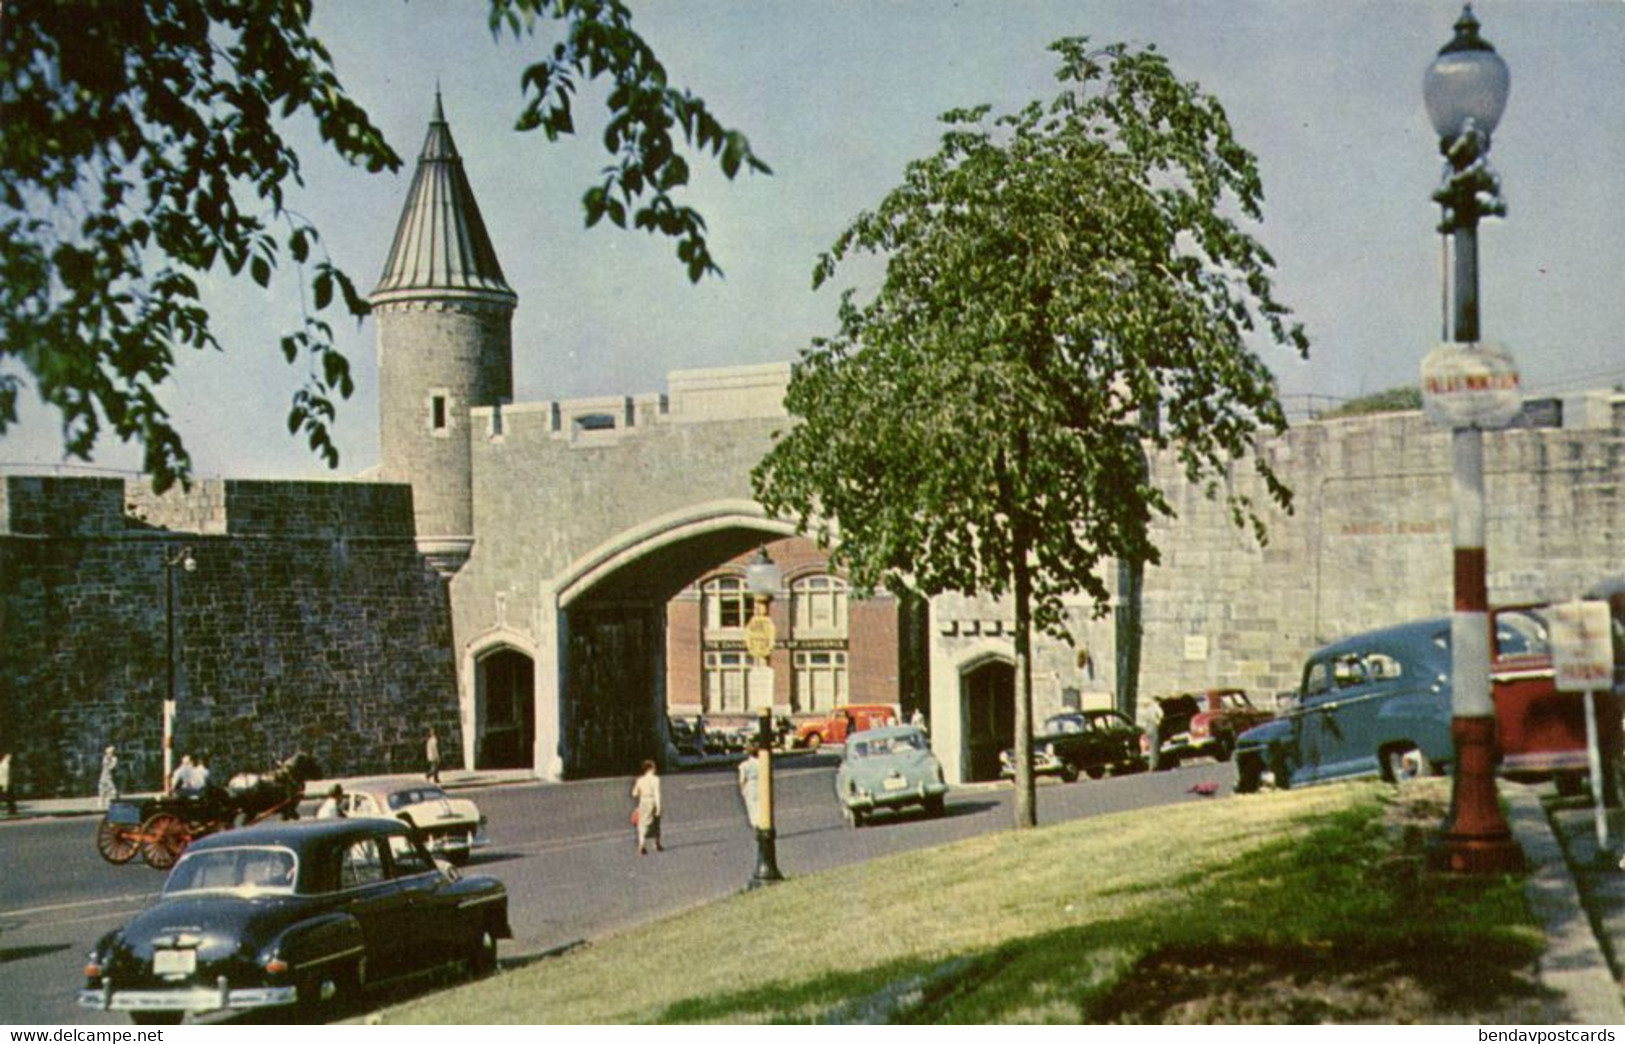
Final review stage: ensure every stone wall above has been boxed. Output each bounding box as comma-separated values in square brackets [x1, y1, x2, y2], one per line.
[924, 399, 1624, 782]
[0, 477, 458, 797]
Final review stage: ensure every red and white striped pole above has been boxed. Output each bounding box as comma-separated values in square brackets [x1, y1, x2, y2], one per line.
[1425, 7, 1521, 874]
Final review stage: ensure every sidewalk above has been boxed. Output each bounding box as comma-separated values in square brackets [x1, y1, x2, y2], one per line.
[0, 766, 540, 822]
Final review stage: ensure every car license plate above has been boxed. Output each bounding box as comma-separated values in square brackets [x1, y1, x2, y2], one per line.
[153, 950, 196, 976]
[883, 777, 907, 791]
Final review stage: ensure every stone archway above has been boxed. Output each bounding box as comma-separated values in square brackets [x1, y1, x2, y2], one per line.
[541, 504, 798, 779]
[474, 646, 535, 769]
[961, 657, 1015, 783]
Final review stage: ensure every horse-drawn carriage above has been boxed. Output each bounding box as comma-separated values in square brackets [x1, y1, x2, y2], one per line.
[94, 754, 320, 870]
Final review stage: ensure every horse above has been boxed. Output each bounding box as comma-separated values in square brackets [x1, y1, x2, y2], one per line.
[225, 752, 322, 824]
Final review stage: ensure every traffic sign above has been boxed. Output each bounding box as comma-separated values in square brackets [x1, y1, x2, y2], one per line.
[1421, 342, 1521, 430]
[745, 614, 776, 661]
[1551, 599, 1613, 693]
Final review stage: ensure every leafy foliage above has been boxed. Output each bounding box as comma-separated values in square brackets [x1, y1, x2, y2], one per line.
[1317, 386, 1422, 419]
[492, 0, 771, 282]
[752, 39, 1307, 827]
[1, 0, 396, 491]
[2, 0, 768, 491]
[754, 38, 1309, 638]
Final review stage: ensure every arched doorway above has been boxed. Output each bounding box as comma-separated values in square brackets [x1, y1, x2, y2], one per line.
[476, 648, 535, 769]
[962, 659, 1015, 782]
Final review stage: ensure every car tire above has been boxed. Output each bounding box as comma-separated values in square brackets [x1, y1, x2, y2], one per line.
[130, 1013, 183, 1026]
[843, 806, 864, 829]
[924, 795, 946, 817]
[446, 846, 472, 867]
[1385, 744, 1432, 783]
[1153, 750, 1179, 772]
[1214, 736, 1235, 763]
[1554, 772, 1586, 799]
[469, 925, 499, 979]
[1084, 764, 1106, 780]
[297, 958, 361, 1024]
[1059, 763, 1079, 784]
[1235, 753, 1264, 794]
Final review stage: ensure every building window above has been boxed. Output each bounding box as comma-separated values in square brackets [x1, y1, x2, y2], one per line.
[429, 390, 452, 436]
[793, 650, 847, 713]
[704, 651, 749, 713]
[703, 577, 749, 632]
[792, 575, 848, 636]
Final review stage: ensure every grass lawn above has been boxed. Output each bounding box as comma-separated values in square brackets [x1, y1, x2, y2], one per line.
[373, 779, 1563, 1024]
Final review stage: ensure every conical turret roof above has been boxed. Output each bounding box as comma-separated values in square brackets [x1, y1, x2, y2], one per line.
[372, 93, 517, 307]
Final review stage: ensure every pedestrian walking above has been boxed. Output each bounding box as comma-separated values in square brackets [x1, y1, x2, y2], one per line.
[910, 707, 927, 731]
[630, 759, 664, 855]
[425, 727, 441, 783]
[97, 744, 119, 809]
[737, 739, 761, 829]
[0, 752, 17, 815]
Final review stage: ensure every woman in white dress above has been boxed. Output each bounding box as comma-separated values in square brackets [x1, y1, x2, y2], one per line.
[630, 760, 663, 855]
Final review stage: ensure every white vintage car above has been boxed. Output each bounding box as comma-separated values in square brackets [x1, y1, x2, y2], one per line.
[325, 779, 488, 865]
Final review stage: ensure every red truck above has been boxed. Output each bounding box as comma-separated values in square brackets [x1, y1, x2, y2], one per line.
[793, 704, 900, 750]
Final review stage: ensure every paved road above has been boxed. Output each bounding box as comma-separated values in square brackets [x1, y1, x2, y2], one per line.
[0, 756, 1230, 1024]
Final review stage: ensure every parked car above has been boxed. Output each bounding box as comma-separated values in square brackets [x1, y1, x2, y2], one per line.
[328, 779, 487, 865]
[1149, 688, 1274, 769]
[999, 709, 1148, 783]
[79, 818, 511, 1024]
[1233, 608, 1619, 794]
[834, 725, 947, 826]
[793, 703, 900, 750]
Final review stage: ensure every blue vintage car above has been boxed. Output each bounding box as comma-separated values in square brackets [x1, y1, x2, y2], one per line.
[1234, 619, 1455, 792]
[1236, 610, 1614, 794]
[835, 725, 948, 827]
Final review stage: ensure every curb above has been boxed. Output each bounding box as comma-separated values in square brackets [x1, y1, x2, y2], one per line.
[1505, 783, 1625, 1024]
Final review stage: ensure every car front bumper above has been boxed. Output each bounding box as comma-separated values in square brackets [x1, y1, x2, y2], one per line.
[845, 781, 948, 812]
[80, 982, 296, 1015]
[999, 751, 1070, 778]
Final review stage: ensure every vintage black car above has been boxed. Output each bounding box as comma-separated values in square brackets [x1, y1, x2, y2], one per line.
[1000, 709, 1148, 782]
[79, 817, 511, 1024]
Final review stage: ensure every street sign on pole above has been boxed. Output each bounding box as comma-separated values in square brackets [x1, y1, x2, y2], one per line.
[1551, 599, 1615, 858]
[1421, 342, 1522, 430]
[1552, 600, 1614, 693]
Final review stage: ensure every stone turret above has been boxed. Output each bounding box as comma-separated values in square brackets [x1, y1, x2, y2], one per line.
[372, 92, 517, 575]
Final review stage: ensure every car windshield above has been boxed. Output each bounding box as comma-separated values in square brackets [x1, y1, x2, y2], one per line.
[387, 787, 448, 810]
[852, 732, 924, 757]
[1495, 609, 1551, 658]
[165, 846, 298, 896]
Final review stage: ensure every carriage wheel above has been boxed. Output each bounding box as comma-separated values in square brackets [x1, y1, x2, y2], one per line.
[140, 813, 191, 870]
[96, 818, 140, 864]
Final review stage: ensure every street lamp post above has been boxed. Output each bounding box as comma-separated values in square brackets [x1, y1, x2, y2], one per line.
[1423, 5, 1522, 873]
[743, 546, 784, 888]
[163, 546, 196, 794]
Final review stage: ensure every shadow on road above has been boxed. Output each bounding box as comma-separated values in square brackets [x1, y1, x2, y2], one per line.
[0, 943, 71, 965]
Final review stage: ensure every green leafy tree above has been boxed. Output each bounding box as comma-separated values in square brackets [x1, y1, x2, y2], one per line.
[752, 39, 1308, 829]
[1, 0, 768, 492]
[1318, 386, 1422, 419]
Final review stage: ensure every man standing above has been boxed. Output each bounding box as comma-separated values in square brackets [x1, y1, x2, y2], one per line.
[0, 752, 17, 815]
[425, 728, 441, 783]
[737, 739, 761, 828]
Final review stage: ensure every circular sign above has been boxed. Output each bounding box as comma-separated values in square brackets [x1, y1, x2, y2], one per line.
[1421, 342, 1521, 430]
[744, 615, 776, 660]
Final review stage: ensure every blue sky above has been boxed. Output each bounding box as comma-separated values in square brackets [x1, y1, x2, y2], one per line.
[5, 0, 1623, 481]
